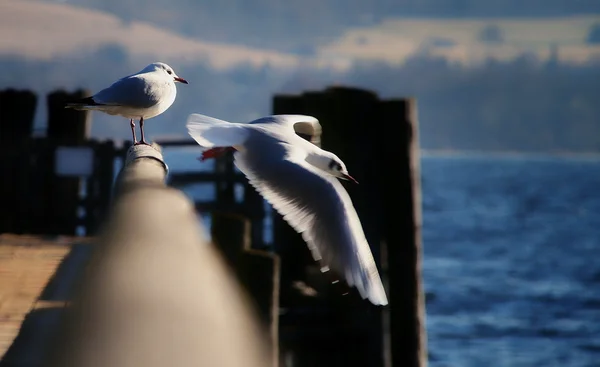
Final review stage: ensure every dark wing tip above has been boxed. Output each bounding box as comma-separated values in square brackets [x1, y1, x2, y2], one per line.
[64, 96, 101, 108]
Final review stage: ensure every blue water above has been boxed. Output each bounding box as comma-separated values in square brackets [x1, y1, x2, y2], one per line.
[164, 149, 600, 366]
[422, 155, 600, 367]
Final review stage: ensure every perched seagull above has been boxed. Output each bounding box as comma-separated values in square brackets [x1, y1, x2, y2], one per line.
[186, 113, 388, 306]
[65, 62, 188, 145]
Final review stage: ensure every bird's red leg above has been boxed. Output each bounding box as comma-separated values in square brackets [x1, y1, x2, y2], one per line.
[129, 119, 138, 144]
[136, 117, 150, 145]
[198, 147, 236, 161]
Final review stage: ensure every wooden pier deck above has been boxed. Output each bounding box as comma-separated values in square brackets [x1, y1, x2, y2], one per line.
[0, 234, 94, 360]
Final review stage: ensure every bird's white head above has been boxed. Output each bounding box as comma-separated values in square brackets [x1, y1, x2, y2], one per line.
[143, 62, 189, 84]
[308, 151, 358, 184]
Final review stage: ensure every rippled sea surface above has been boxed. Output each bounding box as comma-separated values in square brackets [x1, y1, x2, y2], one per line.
[421, 155, 600, 367]
[163, 149, 600, 366]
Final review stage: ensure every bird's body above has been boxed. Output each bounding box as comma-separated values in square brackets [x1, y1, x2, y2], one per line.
[72, 73, 177, 120]
[187, 114, 388, 306]
[66, 62, 188, 145]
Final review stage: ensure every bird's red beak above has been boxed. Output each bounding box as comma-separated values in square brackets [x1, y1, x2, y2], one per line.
[342, 173, 359, 184]
[174, 77, 188, 84]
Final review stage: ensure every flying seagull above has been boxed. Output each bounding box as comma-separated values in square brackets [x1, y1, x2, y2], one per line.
[187, 113, 388, 305]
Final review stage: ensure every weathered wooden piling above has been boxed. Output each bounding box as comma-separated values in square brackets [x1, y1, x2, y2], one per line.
[44, 90, 92, 235]
[0, 89, 37, 143]
[46, 144, 271, 367]
[46, 90, 91, 145]
[272, 86, 427, 367]
[378, 98, 427, 367]
[273, 88, 385, 367]
[211, 212, 280, 367]
[0, 90, 38, 235]
[0, 88, 120, 237]
[270, 95, 324, 308]
[211, 151, 266, 249]
[83, 140, 116, 234]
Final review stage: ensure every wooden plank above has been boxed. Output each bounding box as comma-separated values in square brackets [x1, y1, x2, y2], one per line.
[0, 235, 75, 358]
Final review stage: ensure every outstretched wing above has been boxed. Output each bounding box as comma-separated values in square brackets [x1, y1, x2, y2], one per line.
[249, 115, 322, 146]
[234, 148, 387, 306]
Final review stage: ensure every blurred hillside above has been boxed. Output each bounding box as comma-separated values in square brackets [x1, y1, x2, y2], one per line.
[2, 0, 600, 153]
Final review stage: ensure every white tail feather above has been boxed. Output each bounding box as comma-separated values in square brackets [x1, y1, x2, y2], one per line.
[186, 113, 249, 149]
[187, 113, 231, 126]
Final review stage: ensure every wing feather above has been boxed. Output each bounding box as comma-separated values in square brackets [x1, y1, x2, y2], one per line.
[249, 115, 322, 146]
[187, 114, 249, 148]
[234, 149, 387, 305]
[93, 75, 161, 108]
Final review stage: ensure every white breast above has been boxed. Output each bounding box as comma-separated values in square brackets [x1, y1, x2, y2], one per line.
[143, 82, 177, 119]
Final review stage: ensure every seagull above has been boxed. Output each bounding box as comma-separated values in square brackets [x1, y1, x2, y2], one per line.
[186, 113, 388, 306]
[65, 62, 188, 145]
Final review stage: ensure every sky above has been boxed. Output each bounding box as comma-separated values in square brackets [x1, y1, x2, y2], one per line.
[2, 0, 600, 151]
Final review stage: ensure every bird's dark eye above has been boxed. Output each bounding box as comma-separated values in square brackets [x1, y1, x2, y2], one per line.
[167, 70, 172, 75]
[328, 159, 342, 171]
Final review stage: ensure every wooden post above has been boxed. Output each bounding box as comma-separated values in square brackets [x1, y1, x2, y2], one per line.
[211, 211, 250, 269]
[44, 89, 92, 235]
[26, 138, 53, 235]
[211, 212, 280, 367]
[322, 86, 382, 256]
[46, 144, 271, 367]
[272, 87, 427, 367]
[84, 140, 116, 235]
[322, 86, 385, 367]
[244, 184, 266, 248]
[215, 151, 236, 203]
[96, 140, 116, 227]
[0, 89, 37, 234]
[275, 87, 385, 367]
[271, 95, 318, 305]
[378, 99, 427, 367]
[0, 89, 37, 143]
[242, 175, 266, 249]
[47, 89, 91, 145]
